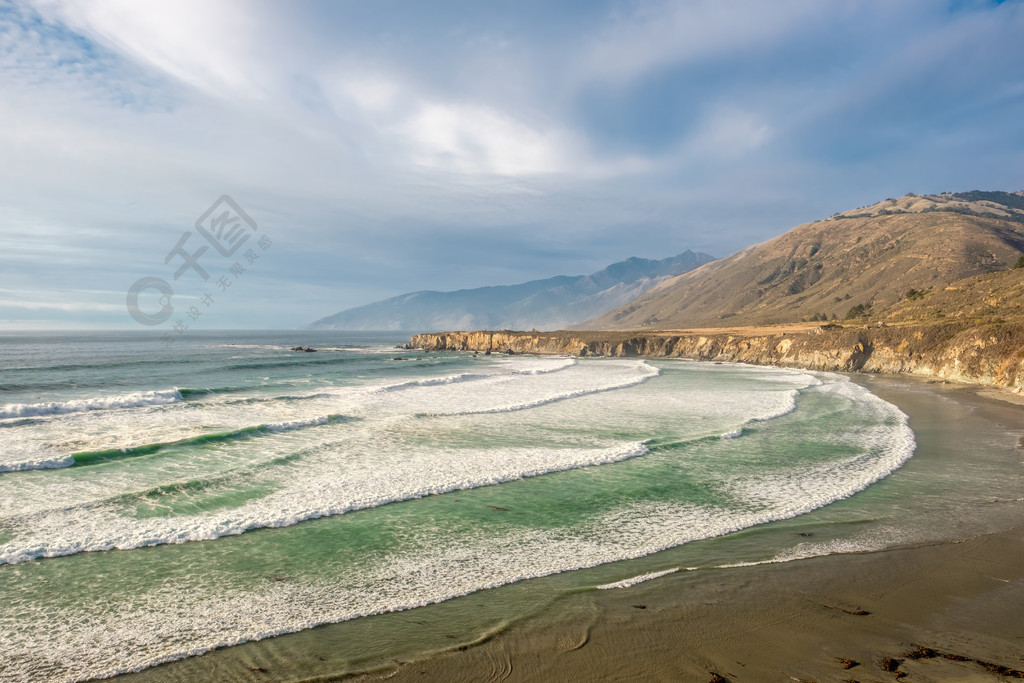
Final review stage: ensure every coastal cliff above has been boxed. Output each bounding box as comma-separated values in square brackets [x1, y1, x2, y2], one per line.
[410, 323, 1024, 392]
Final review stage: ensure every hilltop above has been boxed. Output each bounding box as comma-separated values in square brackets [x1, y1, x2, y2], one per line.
[584, 191, 1024, 330]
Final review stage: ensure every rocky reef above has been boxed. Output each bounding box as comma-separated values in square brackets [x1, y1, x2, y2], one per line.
[410, 322, 1024, 393]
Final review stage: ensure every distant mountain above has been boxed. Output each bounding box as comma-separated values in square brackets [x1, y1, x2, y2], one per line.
[307, 250, 716, 331]
[584, 191, 1024, 330]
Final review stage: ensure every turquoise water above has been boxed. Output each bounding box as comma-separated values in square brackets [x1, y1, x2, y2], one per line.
[0, 330, 1013, 681]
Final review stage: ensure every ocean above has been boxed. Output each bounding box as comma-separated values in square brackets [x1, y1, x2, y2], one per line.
[1, 330, 1021, 682]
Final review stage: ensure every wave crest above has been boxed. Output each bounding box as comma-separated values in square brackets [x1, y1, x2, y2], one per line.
[0, 389, 183, 419]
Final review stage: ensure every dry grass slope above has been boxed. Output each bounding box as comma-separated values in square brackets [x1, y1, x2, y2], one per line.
[585, 191, 1024, 330]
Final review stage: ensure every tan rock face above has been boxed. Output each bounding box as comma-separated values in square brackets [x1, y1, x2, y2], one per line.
[411, 322, 1024, 393]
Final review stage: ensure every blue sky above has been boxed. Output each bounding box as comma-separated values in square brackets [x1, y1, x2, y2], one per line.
[1, 0, 1022, 330]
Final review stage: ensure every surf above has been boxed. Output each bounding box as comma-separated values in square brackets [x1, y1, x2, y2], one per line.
[0, 388, 184, 419]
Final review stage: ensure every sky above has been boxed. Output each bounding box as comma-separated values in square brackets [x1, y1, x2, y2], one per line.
[1, 0, 1023, 330]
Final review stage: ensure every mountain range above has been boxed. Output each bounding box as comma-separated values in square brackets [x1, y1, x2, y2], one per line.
[584, 191, 1024, 330]
[410, 189, 1024, 395]
[308, 250, 715, 331]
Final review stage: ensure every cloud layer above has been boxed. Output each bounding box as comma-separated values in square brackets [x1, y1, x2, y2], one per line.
[1, 0, 1023, 328]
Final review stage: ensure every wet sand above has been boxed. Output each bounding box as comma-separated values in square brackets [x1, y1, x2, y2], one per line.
[118, 375, 1024, 683]
[347, 525, 1024, 682]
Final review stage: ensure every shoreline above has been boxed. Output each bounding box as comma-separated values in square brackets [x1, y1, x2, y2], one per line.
[117, 370, 1024, 683]
[347, 523, 1024, 682]
[339, 375, 1024, 683]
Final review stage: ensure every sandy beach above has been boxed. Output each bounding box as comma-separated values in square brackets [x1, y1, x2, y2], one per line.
[348, 525, 1024, 682]
[114, 372, 1024, 683]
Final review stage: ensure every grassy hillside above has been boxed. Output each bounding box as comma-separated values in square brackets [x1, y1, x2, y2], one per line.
[883, 266, 1024, 325]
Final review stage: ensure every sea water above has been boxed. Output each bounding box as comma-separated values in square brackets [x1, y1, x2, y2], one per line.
[0, 330, 1016, 681]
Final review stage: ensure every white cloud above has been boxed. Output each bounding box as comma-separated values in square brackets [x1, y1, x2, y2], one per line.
[686, 107, 774, 159]
[315, 65, 579, 178]
[401, 101, 570, 176]
[11, 1, 660, 184]
[28, 0, 262, 96]
[0, 288, 125, 312]
[2, 1, 1023, 328]
[344, 75, 402, 115]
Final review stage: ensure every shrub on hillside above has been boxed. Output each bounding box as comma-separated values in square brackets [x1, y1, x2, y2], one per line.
[845, 303, 872, 319]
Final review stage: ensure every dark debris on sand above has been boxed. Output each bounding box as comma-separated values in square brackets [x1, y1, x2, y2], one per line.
[901, 645, 1024, 678]
[837, 657, 860, 669]
[822, 603, 871, 616]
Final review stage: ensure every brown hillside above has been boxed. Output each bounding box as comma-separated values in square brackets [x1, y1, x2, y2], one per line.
[584, 191, 1024, 330]
[884, 266, 1024, 324]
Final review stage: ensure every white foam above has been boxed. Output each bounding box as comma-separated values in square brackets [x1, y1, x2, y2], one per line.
[422, 361, 659, 416]
[714, 377, 811, 439]
[0, 386, 367, 471]
[0, 363, 924, 682]
[0, 359, 620, 469]
[765, 537, 890, 564]
[595, 567, 678, 589]
[262, 416, 331, 432]
[0, 389, 183, 419]
[372, 358, 577, 394]
[0, 496, 910, 682]
[489, 357, 578, 374]
[0, 441, 651, 565]
[708, 388, 801, 439]
[722, 378, 915, 517]
[213, 344, 291, 350]
[715, 535, 900, 569]
[375, 372, 494, 392]
[0, 455, 75, 473]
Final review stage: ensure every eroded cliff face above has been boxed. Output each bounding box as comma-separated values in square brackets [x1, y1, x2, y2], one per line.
[410, 323, 1024, 392]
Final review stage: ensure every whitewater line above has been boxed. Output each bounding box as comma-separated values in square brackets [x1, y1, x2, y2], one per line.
[0, 389, 183, 419]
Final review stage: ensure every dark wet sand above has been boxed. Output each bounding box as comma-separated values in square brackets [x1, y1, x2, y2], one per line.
[118, 375, 1024, 683]
[345, 525, 1024, 682]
